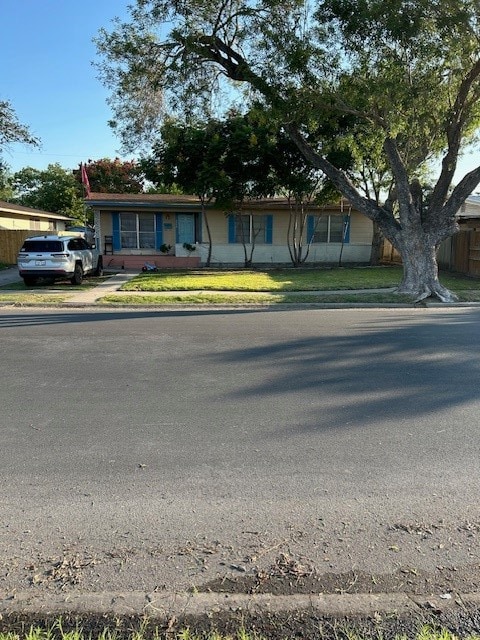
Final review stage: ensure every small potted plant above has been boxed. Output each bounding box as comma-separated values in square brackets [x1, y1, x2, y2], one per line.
[182, 242, 196, 254]
[160, 243, 172, 254]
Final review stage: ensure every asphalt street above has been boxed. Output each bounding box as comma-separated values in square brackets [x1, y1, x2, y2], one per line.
[0, 306, 479, 596]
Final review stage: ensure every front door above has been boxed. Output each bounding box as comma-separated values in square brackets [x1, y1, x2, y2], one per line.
[176, 214, 196, 244]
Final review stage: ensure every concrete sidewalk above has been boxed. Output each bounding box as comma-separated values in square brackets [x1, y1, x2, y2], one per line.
[0, 267, 22, 286]
[65, 272, 138, 304]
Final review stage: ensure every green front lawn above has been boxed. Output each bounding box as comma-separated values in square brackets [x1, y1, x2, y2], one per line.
[121, 266, 480, 293]
[121, 266, 404, 292]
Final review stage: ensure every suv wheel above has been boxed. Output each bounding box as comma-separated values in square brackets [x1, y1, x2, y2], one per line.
[23, 276, 38, 287]
[71, 263, 83, 285]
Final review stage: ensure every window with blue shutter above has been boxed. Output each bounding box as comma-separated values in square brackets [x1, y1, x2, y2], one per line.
[155, 213, 163, 250]
[228, 214, 236, 243]
[265, 215, 273, 244]
[343, 215, 351, 243]
[228, 213, 272, 243]
[308, 214, 350, 243]
[307, 215, 315, 243]
[112, 212, 121, 251]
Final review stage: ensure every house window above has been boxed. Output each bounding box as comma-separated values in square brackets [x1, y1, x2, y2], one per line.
[30, 217, 41, 230]
[229, 214, 272, 244]
[120, 213, 155, 249]
[309, 215, 349, 243]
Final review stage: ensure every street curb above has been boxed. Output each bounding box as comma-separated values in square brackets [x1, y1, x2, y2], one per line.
[1, 591, 479, 621]
[2, 301, 480, 311]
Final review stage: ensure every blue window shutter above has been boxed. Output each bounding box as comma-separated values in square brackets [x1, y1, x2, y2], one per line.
[197, 212, 202, 243]
[265, 215, 273, 244]
[343, 215, 351, 243]
[307, 215, 315, 243]
[228, 214, 236, 243]
[112, 212, 121, 251]
[155, 213, 163, 249]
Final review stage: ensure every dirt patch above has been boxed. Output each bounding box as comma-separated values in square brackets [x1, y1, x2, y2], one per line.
[197, 553, 480, 598]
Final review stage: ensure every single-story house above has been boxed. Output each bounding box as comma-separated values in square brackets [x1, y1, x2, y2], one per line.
[456, 194, 480, 228]
[0, 200, 73, 264]
[87, 192, 374, 268]
[0, 200, 72, 232]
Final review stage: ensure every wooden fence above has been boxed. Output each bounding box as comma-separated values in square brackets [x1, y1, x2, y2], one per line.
[382, 228, 480, 278]
[0, 230, 36, 264]
[438, 228, 480, 277]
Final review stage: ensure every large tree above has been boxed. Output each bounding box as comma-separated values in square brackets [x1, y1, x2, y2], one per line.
[12, 164, 85, 220]
[79, 158, 144, 193]
[142, 119, 231, 266]
[96, 0, 480, 301]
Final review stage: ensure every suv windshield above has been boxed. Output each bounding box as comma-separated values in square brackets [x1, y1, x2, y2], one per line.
[21, 240, 64, 253]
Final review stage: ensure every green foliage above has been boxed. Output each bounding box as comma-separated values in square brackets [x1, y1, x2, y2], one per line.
[11, 163, 84, 219]
[0, 160, 14, 201]
[79, 158, 144, 193]
[141, 118, 231, 201]
[95, 0, 480, 197]
[0, 100, 40, 150]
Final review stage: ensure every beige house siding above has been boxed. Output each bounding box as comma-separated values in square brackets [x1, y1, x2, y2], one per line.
[0, 212, 66, 231]
[90, 194, 374, 265]
[0, 201, 71, 263]
[350, 213, 373, 245]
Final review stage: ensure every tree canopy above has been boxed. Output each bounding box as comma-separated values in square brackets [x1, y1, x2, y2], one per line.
[95, 0, 480, 300]
[0, 100, 39, 151]
[12, 164, 85, 220]
[79, 158, 144, 193]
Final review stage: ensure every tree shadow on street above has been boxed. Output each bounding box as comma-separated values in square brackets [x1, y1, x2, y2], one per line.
[212, 309, 480, 433]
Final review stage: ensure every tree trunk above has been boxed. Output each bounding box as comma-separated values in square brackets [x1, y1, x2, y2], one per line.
[396, 235, 457, 303]
[370, 223, 384, 265]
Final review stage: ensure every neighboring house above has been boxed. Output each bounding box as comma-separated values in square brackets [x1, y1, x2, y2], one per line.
[87, 192, 373, 268]
[0, 200, 72, 264]
[0, 200, 72, 231]
[456, 194, 480, 225]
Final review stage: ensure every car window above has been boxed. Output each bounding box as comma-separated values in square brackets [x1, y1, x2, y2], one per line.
[67, 239, 82, 250]
[21, 241, 64, 252]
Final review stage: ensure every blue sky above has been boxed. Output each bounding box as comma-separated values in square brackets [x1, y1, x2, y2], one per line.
[2, 0, 132, 174]
[2, 1, 479, 183]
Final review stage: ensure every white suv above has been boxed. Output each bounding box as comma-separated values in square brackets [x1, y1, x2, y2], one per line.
[17, 235, 103, 286]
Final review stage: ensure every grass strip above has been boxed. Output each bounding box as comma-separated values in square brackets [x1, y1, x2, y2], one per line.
[0, 295, 69, 304]
[99, 291, 415, 305]
[0, 623, 479, 640]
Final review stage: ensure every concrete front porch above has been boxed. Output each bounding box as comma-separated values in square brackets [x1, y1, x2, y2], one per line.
[103, 254, 201, 271]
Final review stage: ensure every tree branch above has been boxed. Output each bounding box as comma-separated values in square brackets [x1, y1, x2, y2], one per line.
[428, 58, 480, 214]
[285, 123, 401, 241]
